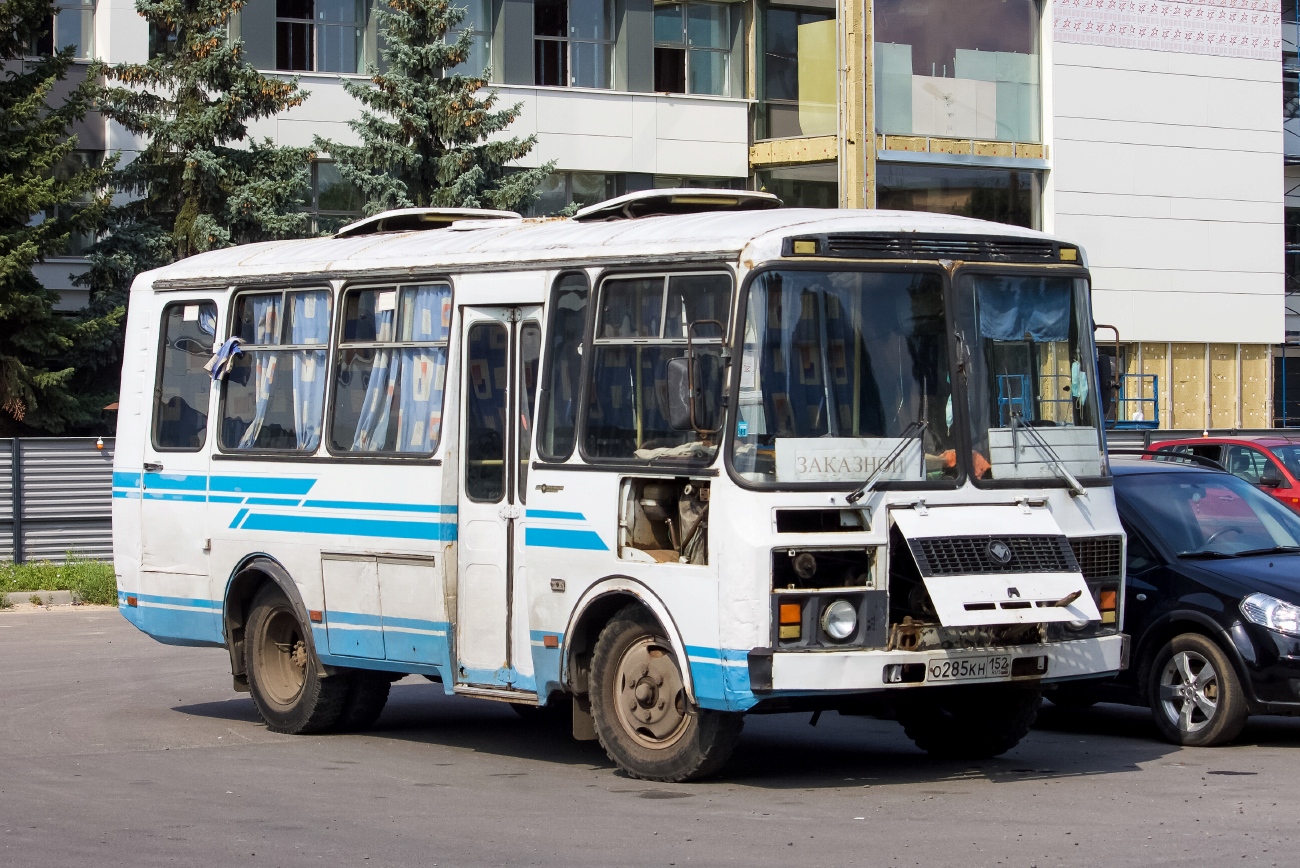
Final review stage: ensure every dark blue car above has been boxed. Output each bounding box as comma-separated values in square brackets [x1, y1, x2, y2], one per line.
[1049, 456, 1300, 746]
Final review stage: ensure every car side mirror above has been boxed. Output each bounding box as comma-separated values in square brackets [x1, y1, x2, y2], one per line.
[1260, 471, 1284, 488]
[666, 357, 693, 431]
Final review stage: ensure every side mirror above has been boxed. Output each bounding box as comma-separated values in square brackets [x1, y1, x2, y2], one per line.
[666, 357, 693, 431]
[1260, 471, 1284, 489]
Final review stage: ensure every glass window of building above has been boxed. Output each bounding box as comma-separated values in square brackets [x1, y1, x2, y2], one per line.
[756, 162, 837, 208]
[534, 0, 614, 89]
[758, 0, 836, 139]
[876, 163, 1040, 229]
[304, 161, 365, 234]
[526, 172, 622, 215]
[276, 0, 365, 74]
[652, 175, 744, 189]
[448, 0, 492, 74]
[653, 2, 731, 96]
[148, 23, 179, 58]
[30, 0, 95, 59]
[875, 0, 1041, 144]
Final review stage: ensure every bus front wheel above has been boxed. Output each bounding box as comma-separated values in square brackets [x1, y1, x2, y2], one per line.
[589, 605, 743, 782]
[245, 584, 350, 734]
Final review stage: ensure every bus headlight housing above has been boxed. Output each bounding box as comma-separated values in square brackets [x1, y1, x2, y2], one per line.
[821, 600, 858, 641]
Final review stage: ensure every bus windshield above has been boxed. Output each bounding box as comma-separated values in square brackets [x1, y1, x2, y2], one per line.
[954, 273, 1104, 482]
[731, 268, 959, 485]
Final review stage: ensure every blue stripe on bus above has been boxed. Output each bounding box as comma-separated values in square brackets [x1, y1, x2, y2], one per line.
[240, 512, 457, 541]
[229, 508, 249, 528]
[142, 491, 207, 502]
[118, 591, 222, 609]
[112, 471, 141, 488]
[208, 495, 244, 503]
[302, 500, 456, 514]
[524, 509, 586, 521]
[142, 473, 208, 491]
[523, 527, 609, 551]
[209, 475, 316, 495]
[112, 490, 141, 499]
[244, 496, 303, 506]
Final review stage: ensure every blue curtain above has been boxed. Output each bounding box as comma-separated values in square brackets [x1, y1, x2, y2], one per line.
[291, 290, 330, 451]
[395, 285, 451, 452]
[237, 295, 282, 448]
[976, 278, 1071, 343]
[351, 298, 398, 450]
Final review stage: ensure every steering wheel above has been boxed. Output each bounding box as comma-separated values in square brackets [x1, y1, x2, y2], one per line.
[1203, 526, 1245, 548]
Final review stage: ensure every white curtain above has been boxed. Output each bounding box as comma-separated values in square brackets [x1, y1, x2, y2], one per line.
[292, 290, 330, 451]
[237, 295, 282, 448]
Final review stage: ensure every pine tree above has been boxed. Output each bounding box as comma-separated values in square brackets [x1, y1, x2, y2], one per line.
[318, 0, 551, 215]
[0, 0, 115, 432]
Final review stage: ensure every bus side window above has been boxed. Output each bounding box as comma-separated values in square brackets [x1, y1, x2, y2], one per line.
[535, 272, 589, 462]
[329, 283, 452, 455]
[153, 301, 218, 451]
[518, 321, 542, 499]
[219, 288, 332, 452]
[465, 322, 509, 501]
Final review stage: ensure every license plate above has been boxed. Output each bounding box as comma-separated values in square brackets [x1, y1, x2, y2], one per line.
[927, 655, 1010, 682]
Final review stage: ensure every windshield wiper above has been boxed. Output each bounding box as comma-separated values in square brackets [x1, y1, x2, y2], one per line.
[1233, 545, 1300, 557]
[1010, 414, 1088, 497]
[846, 420, 926, 505]
[1179, 550, 1239, 559]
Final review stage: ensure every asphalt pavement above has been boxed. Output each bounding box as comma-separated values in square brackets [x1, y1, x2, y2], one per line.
[2, 606, 1297, 867]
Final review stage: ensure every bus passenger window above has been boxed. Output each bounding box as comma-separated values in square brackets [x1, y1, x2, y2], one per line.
[518, 322, 541, 499]
[585, 272, 731, 462]
[536, 273, 589, 462]
[153, 301, 218, 450]
[465, 322, 508, 501]
[330, 283, 452, 454]
[220, 288, 332, 452]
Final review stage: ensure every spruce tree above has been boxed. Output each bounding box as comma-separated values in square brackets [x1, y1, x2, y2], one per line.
[75, 0, 318, 418]
[318, 0, 550, 215]
[92, 0, 315, 262]
[0, 0, 115, 432]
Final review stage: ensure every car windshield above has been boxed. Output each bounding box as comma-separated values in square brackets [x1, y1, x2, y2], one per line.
[954, 274, 1105, 482]
[1117, 471, 1300, 557]
[730, 268, 958, 485]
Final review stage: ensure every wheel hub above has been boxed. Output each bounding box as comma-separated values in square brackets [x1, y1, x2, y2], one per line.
[1158, 650, 1218, 734]
[614, 637, 690, 749]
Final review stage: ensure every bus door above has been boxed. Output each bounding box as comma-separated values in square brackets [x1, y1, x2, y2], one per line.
[140, 297, 221, 579]
[456, 305, 542, 690]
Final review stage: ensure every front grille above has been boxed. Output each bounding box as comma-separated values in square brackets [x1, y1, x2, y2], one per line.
[909, 535, 1078, 577]
[810, 233, 1060, 263]
[1069, 536, 1123, 581]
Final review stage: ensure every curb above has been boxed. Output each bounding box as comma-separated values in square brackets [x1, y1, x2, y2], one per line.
[2, 590, 80, 608]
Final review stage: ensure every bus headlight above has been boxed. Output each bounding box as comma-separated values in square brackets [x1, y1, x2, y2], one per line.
[821, 600, 857, 641]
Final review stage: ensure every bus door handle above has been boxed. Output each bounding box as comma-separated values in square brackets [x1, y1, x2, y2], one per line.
[535, 484, 564, 494]
[143, 462, 163, 473]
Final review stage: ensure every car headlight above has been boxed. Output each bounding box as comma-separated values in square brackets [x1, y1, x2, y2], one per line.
[1240, 593, 1300, 637]
[821, 600, 857, 641]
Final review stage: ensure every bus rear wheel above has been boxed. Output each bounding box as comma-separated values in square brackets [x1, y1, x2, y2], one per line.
[245, 584, 350, 734]
[589, 606, 742, 782]
[897, 684, 1041, 759]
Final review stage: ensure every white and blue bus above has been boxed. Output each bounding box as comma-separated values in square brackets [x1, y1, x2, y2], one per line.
[113, 191, 1126, 781]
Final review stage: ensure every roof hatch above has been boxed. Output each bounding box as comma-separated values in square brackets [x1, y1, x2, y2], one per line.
[335, 207, 521, 238]
[571, 188, 782, 222]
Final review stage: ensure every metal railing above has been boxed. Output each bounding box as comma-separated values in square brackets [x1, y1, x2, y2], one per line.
[0, 437, 114, 564]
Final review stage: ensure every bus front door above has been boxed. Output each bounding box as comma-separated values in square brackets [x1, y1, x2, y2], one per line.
[455, 305, 541, 691]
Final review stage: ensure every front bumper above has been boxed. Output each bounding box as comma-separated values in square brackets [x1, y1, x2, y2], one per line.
[749, 634, 1127, 694]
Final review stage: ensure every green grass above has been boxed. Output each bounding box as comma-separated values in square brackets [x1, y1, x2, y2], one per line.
[0, 554, 117, 605]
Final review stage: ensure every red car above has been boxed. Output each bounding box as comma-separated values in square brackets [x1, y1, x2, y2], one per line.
[1148, 436, 1300, 513]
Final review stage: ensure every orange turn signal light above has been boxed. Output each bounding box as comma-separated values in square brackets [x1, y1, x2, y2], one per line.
[779, 603, 801, 624]
[308, 609, 324, 623]
[1099, 590, 1118, 612]
[125, 595, 137, 608]
[543, 634, 559, 649]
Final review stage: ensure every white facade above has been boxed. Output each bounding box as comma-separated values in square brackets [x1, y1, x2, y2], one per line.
[1049, 4, 1285, 347]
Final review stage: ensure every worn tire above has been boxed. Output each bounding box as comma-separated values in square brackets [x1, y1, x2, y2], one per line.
[590, 606, 743, 782]
[897, 685, 1041, 759]
[244, 584, 349, 734]
[1148, 633, 1248, 747]
[333, 672, 392, 732]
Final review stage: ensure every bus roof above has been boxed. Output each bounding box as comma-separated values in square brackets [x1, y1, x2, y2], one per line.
[139, 208, 1065, 291]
